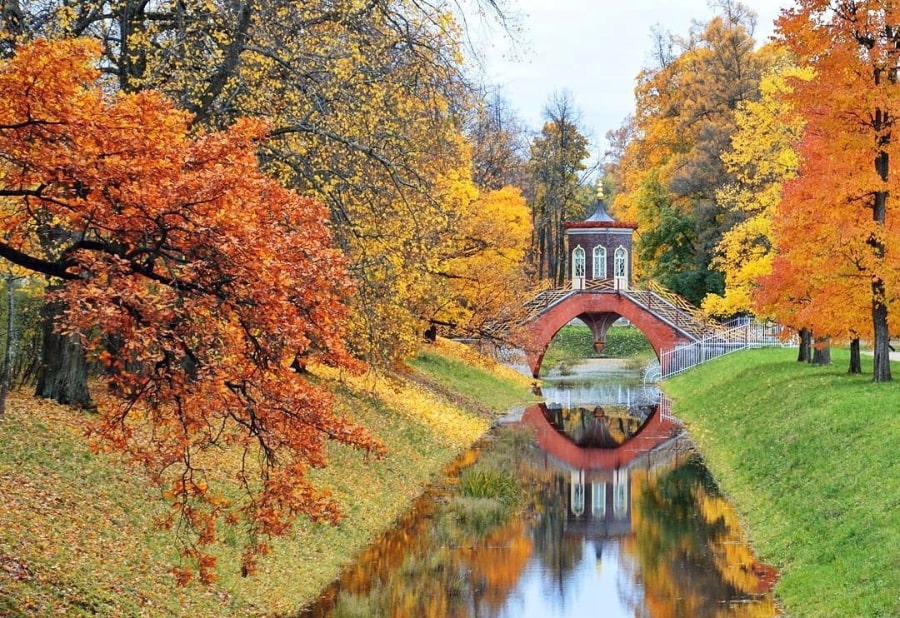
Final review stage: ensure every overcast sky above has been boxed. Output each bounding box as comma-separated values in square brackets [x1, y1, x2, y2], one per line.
[469, 0, 790, 164]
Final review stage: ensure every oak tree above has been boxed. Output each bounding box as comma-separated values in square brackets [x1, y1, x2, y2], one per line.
[0, 38, 384, 581]
[1, 0, 516, 373]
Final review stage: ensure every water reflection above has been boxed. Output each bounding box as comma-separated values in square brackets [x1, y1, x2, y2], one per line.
[299, 361, 778, 617]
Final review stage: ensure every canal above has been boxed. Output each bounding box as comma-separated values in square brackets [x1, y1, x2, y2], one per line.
[299, 358, 778, 617]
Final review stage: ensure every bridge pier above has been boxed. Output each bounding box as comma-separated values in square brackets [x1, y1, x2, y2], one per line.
[579, 312, 620, 354]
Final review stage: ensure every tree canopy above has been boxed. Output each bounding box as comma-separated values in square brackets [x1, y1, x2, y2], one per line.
[0, 38, 384, 581]
[1, 0, 523, 368]
[767, 0, 900, 380]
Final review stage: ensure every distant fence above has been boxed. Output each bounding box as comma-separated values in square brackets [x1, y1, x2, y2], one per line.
[649, 319, 792, 381]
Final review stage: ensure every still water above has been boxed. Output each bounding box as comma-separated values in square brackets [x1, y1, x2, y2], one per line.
[300, 360, 779, 617]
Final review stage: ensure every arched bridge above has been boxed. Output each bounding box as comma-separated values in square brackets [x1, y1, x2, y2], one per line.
[520, 281, 717, 378]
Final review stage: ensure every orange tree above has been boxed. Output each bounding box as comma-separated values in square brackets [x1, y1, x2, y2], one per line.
[0, 38, 384, 581]
[754, 131, 873, 367]
[2, 0, 518, 373]
[773, 1, 900, 381]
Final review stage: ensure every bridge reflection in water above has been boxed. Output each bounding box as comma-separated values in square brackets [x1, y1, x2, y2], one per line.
[299, 373, 779, 617]
[519, 395, 681, 541]
[512, 396, 779, 618]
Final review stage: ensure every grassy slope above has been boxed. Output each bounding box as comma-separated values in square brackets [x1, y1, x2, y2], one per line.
[664, 348, 900, 618]
[0, 339, 536, 617]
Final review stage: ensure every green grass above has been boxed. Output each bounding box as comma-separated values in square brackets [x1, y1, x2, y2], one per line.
[408, 350, 539, 412]
[664, 348, 900, 618]
[0, 344, 536, 616]
[541, 323, 655, 368]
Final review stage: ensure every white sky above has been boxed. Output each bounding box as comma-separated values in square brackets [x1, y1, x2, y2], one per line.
[469, 0, 790, 164]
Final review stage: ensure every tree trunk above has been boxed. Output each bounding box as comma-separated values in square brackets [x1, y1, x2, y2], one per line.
[870, 125, 891, 381]
[797, 328, 812, 363]
[848, 338, 862, 374]
[0, 275, 14, 416]
[34, 297, 92, 408]
[811, 337, 831, 366]
[872, 288, 892, 381]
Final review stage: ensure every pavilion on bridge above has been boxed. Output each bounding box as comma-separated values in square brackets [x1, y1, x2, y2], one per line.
[564, 187, 637, 291]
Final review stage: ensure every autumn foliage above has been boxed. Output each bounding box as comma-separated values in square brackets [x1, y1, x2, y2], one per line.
[0, 38, 385, 581]
[759, 1, 900, 380]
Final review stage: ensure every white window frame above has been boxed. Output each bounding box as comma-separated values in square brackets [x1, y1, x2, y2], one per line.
[592, 245, 606, 279]
[572, 246, 586, 289]
[614, 246, 628, 290]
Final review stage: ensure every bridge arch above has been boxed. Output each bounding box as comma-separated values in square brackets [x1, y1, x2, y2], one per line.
[521, 292, 694, 378]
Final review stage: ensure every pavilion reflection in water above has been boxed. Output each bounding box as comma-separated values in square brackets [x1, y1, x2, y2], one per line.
[518, 391, 685, 542]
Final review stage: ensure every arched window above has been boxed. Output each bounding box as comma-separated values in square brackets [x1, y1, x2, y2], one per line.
[592, 246, 606, 279]
[573, 246, 586, 278]
[614, 246, 627, 278]
[572, 246, 586, 289]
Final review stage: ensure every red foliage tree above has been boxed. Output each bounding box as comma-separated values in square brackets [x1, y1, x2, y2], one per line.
[0, 38, 385, 581]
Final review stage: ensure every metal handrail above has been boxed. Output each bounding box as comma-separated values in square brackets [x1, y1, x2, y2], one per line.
[657, 321, 791, 379]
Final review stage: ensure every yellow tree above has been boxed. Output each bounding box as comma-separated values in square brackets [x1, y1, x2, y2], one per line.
[428, 184, 533, 338]
[703, 49, 811, 318]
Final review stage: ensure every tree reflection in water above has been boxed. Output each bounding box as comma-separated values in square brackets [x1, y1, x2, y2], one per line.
[298, 410, 778, 617]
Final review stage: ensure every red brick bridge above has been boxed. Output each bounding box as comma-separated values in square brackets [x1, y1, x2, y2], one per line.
[520, 280, 717, 378]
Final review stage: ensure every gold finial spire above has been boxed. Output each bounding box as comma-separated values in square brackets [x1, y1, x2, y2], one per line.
[596, 182, 605, 201]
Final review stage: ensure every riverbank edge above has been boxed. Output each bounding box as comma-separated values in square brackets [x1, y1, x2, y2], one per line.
[662, 347, 900, 617]
[0, 338, 538, 617]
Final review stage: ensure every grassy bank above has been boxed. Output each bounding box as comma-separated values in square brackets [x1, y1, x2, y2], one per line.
[0, 338, 536, 617]
[664, 348, 900, 617]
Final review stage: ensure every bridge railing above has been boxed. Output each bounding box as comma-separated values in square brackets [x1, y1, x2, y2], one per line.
[642, 281, 709, 324]
[623, 288, 715, 341]
[655, 320, 792, 380]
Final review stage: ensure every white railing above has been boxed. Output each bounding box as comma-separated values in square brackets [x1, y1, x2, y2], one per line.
[656, 320, 791, 380]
